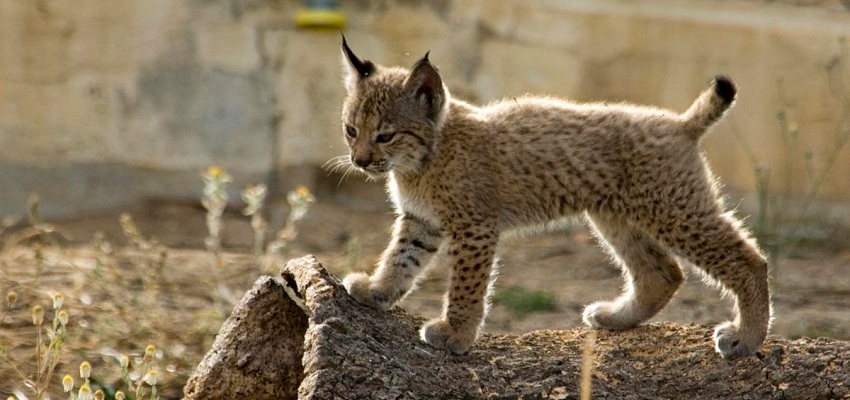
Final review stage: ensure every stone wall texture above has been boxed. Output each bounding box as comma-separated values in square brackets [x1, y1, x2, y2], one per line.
[1, 0, 850, 217]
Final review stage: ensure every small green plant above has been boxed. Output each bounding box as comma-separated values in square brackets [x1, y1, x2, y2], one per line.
[493, 285, 556, 318]
[201, 166, 232, 258]
[122, 345, 160, 400]
[205, 167, 315, 258]
[266, 185, 315, 255]
[1, 291, 15, 324]
[61, 347, 160, 400]
[0, 287, 163, 400]
[241, 184, 269, 257]
[240, 181, 316, 275]
[119, 213, 169, 309]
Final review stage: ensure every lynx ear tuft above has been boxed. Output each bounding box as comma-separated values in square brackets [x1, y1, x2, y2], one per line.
[341, 35, 376, 79]
[404, 54, 446, 122]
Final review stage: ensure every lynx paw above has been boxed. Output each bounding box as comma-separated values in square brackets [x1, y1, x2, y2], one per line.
[713, 321, 765, 359]
[420, 318, 477, 355]
[582, 301, 640, 331]
[342, 272, 393, 310]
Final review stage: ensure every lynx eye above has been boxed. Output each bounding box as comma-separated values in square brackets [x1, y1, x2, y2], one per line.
[345, 125, 357, 139]
[375, 132, 396, 144]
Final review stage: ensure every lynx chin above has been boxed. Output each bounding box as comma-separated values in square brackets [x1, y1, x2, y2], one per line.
[338, 37, 771, 359]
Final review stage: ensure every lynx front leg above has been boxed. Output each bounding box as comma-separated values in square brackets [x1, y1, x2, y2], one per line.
[421, 225, 499, 354]
[343, 214, 442, 309]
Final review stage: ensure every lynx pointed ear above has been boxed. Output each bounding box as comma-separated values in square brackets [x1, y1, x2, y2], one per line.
[404, 54, 447, 122]
[341, 35, 375, 81]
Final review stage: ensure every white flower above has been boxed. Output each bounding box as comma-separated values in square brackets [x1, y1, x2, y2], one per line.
[78, 383, 93, 400]
[144, 370, 158, 386]
[79, 361, 91, 379]
[52, 293, 64, 309]
[32, 305, 44, 326]
[62, 375, 74, 392]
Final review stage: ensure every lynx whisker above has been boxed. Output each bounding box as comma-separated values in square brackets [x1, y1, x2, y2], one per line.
[322, 155, 350, 174]
[322, 155, 362, 187]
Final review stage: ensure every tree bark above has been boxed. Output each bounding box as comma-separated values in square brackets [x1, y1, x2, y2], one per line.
[182, 274, 307, 399]
[184, 255, 850, 400]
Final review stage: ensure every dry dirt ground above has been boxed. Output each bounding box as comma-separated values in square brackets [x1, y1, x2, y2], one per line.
[1, 195, 849, 399]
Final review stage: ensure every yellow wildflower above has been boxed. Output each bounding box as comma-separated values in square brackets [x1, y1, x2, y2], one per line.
[32, 305, 44, 326]
[52, 293, 64, 309]
[79, 361, 91, 379]
[78, 383, 93, 400]
[295, 185, 311, 198]
[145, 369, 158, 386]
[62, 374, 74, 392]
[207, 166, 223, 177]
[144, 345, 156, 362]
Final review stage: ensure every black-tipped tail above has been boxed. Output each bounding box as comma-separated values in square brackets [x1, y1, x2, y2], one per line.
[713, 75, 737, 104]
[681, 75, 737, 139]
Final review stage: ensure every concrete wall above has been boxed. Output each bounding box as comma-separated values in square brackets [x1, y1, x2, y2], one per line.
[1, 0, 850, 218]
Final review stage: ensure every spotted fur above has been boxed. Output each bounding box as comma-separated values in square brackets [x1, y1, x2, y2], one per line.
[339, 39, 771, 359]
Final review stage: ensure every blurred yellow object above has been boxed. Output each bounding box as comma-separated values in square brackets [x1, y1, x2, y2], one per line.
[296, 8, 346, 29]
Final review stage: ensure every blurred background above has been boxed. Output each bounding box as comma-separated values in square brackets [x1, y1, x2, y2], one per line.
[2, 0, 850, 398]
[2, 0, 850, 220]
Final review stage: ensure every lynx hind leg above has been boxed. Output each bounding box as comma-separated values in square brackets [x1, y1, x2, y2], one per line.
[653, 212, 771, 359]
[583, 213, 684, 331]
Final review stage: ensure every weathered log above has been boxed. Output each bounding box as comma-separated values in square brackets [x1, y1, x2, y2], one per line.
[184, 255, 850, 399]
[182, 274, 307, 399]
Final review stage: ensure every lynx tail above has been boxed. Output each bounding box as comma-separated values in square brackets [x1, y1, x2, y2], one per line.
[681, 75, 737, 139]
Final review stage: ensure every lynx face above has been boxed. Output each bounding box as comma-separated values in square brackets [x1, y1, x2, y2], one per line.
[340, 40, 448, 177]
[341, 93, 433, 177]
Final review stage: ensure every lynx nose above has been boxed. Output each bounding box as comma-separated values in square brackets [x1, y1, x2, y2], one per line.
[351, 154, 371, 169]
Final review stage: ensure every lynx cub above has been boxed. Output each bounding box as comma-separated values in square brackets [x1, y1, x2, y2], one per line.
[339, 38, 771, 359]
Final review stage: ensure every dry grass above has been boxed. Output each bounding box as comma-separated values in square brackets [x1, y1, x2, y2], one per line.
[0, 177, 314, 400]
[0, 235, 270, 399]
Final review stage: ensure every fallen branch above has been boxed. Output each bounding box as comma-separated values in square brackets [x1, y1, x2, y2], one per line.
[184, 255, 850, 399]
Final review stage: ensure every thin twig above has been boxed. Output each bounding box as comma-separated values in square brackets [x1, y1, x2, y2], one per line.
[580, 330, 596, 400]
